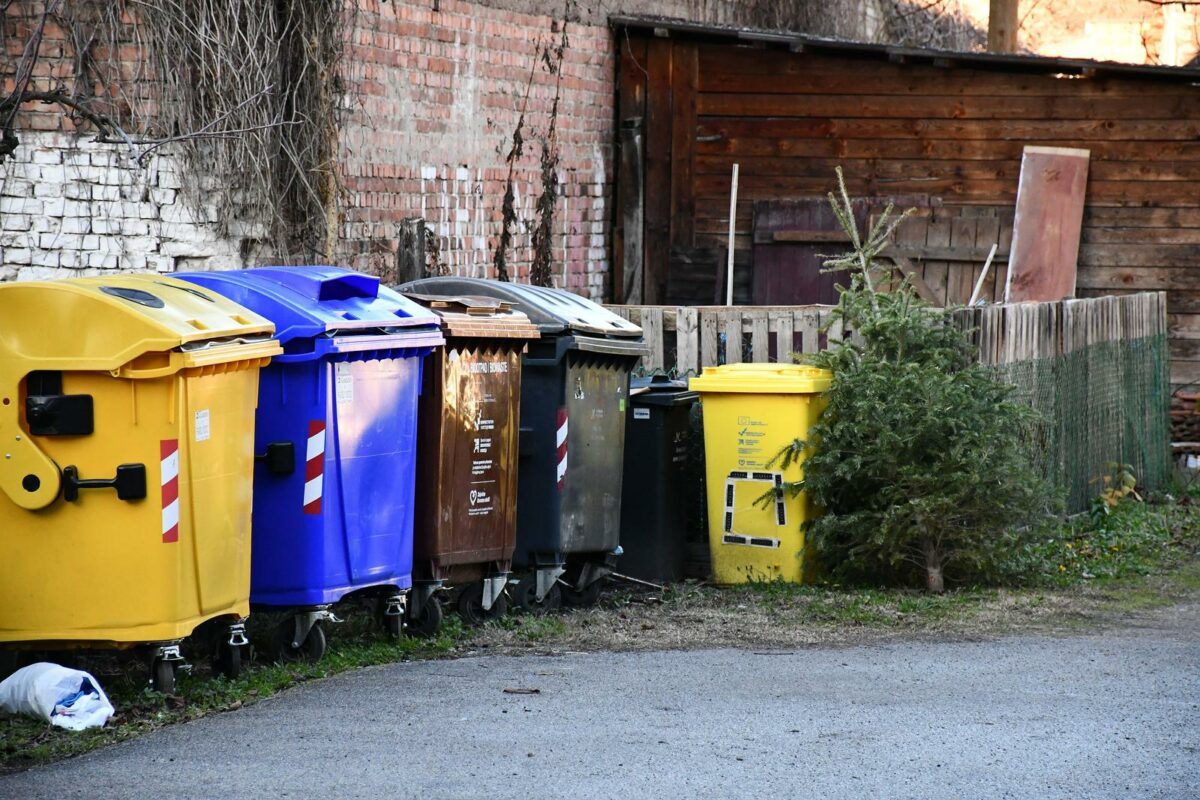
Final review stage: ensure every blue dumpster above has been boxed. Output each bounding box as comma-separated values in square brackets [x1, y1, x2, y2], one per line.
[178, 267, 444, 658]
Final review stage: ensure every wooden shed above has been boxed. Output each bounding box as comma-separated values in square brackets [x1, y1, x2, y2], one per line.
[611, 17, 1200, 388]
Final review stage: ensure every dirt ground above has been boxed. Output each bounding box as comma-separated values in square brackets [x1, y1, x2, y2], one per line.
[455, 569, 1200, 658]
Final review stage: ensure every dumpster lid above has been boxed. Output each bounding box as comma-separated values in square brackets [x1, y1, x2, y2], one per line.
[402, 293, 540, 340]
[400, 277, 642, 339]
[177, 267, 441, 348]
[689, 363, 832, 394]
[0, 274, 277, 370]
[630, 375, 698, 406]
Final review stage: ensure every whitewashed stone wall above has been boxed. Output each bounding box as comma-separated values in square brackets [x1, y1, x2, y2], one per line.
[0, 132, 249, 282]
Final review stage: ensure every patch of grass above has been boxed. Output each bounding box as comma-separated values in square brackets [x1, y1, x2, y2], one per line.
[1083, 560, 1200, 615]
[1004, 489, 1200, 588]
[515, 617, 567, 642]
[730, 582, 999, 627]
[492, 615, 568, 641]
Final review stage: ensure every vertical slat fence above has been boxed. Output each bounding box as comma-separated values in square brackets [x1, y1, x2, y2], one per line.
[607, 293, 1170, 512]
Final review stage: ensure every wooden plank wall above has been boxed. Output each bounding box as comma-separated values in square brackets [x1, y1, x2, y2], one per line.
[614, 31, 1200, 386]
[892, 205, 1014, 306]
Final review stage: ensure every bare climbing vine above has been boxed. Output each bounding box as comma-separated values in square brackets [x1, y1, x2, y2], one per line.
[875, 0, 984, 51]
[493, 47, 539, 283]
[1, 0, 359, 261]
[529, 16, 569, 288]
[740, 0, 984, 50]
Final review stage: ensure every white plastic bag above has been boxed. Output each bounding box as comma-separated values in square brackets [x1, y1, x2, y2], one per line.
[0, 662, 114, 731]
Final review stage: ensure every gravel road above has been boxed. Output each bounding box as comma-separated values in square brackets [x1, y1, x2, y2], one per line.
[2, 607, 1196, 800]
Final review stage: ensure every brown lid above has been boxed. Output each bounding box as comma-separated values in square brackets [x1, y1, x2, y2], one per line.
[401, 293, 540, 339]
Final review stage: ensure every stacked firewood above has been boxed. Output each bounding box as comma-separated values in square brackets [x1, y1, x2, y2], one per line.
[1171, 392, 1200, 444]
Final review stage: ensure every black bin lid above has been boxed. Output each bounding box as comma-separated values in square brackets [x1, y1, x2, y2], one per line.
[630, 375, 699, 407]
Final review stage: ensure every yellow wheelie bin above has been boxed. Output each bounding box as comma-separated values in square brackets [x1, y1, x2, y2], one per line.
[0, 275, 281, 691]
[689, 364, 831, 585]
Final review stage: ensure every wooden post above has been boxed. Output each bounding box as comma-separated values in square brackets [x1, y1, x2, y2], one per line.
[643, 38, 673, 305]
[677, 307, 699, 375]
[619, 118, 645, 303]
[726, 163, 739, 306]
[641, 308, 665, 372]
[988, 0, 1019, 53]
[968, 243, 999, 306]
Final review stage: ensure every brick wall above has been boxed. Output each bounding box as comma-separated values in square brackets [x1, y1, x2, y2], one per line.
[0, 5, 249, 280]
[0, 133, 249, 280]
[340, 1, 622, 299]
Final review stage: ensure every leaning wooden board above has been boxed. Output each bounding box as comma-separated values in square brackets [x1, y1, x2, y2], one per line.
[1005, 146, 1090, 303]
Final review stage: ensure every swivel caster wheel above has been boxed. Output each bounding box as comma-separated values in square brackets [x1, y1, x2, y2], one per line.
[513, 578, 561, 614]
[275, 619, 327, 663]
[407, 596, 443, 638]
[561, 578, 604, 608]
[151, 658, 177, 695]
[212, 640, 243, 680]
[381, 611, 404, 639]
[457, 583, 509, 625]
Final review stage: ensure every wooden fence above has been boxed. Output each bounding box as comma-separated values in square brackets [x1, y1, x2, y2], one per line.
[608, 292, 1168, 375]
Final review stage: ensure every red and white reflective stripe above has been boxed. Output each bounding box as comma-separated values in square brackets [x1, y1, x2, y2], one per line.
[555, 408, 568, 488]
[303, 420, 326, 515]
[160, 439, 180, 544]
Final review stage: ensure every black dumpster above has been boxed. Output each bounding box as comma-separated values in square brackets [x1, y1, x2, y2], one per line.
[618, 376, 699, 584]
[401, 278, 646, 610]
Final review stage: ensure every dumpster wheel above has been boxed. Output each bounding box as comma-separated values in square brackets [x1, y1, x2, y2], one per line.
[561, 578, 604, 608]
[382, 611, 403, 639]
[274, 619, 326, 663]
[406, 596, 443, 638]
[457, 583, 509, 625]
[512, 579, 561, 614]
[152, 659, 177, 695]
[378, 593, 409, 639]
[212, 640, 242, 680]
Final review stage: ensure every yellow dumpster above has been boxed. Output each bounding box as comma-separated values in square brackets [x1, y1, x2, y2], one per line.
[0, 275, 281, 690]
[689, 364, 831, 585]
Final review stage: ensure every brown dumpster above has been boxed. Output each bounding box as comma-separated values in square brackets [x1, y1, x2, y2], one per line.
[404, 293, 539, 628]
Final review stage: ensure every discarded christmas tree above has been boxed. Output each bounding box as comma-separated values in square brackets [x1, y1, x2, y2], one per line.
[777, 168, 1052, 592]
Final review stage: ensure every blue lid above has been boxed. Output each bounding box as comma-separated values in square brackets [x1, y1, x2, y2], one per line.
[178, 267, 442, 350]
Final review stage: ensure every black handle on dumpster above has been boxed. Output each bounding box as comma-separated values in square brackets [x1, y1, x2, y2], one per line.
[62, 464, 147, 502]
[518, 426, 534, 458]
[255, 441, 295, 475]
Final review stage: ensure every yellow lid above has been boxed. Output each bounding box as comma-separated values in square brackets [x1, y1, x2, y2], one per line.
[688, 363, 832, 394]
[0, 274, 278, 372]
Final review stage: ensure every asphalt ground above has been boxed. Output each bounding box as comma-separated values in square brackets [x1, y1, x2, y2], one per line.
[2, 607, 1196, 800]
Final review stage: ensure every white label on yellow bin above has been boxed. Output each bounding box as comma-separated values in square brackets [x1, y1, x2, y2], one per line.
[335, 362, 354, 405]
[194, 409, 210, 442]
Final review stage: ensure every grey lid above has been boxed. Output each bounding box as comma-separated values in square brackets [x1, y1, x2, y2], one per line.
[400, 277, 643, 339]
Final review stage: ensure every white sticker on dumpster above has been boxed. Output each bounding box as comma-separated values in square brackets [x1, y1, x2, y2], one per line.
[335, 362, 354, 405]
[194, 409, 210, 442]
[633, 408, 651, 420]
